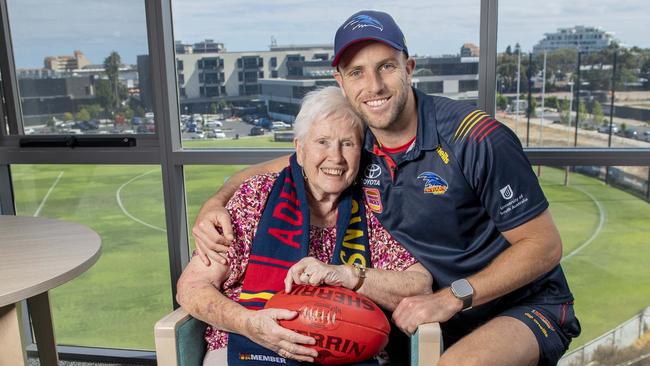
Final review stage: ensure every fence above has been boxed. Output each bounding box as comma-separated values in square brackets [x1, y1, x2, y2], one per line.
[560, 306, 650, 365]
[574, 166, 650, 202]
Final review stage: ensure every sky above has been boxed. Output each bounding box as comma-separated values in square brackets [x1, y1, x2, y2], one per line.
[7, 0, 650, 68]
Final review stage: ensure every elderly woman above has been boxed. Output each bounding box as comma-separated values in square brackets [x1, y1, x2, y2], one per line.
[176, 86, 432, 365]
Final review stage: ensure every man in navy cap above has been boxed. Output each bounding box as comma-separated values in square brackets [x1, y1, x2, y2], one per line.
[192, 10, 580, 365]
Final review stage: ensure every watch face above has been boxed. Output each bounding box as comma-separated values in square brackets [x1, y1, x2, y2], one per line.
[452, 279, 473, 298]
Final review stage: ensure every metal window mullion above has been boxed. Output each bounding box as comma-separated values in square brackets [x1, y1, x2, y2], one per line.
[0, 164, 15, 214]
[525, 148, 650, 166]
[146, 0, 188, 308]
[0, 0, 23, 135]
[478, 0, 498, 115]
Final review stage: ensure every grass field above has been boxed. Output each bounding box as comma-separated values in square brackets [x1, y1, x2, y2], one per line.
[10, 163, 650, 352]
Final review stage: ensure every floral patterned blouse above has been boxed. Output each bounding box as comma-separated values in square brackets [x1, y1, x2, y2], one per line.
[205, 173, 417, 351]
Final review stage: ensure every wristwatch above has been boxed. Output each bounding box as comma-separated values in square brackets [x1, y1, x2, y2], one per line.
[352, 263, 366, 291]
[450, 278, 474, 311]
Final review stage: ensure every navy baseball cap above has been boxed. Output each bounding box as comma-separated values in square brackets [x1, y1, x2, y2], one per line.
[332, 10, 408, 67]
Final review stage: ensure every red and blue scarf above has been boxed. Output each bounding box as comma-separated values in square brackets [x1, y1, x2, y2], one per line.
[228, 154, 377, 365]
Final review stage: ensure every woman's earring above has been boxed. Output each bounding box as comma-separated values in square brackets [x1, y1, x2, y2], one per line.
[302, 168, 308, 181]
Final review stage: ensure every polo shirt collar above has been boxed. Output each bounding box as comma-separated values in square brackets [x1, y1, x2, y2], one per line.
[363, 87, 440, 154]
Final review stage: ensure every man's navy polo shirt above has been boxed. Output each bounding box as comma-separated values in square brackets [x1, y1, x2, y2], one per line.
[361, 88, 574, 323]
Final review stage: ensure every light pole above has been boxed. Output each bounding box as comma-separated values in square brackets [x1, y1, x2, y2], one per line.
[539, 50, 547, 146]
[515, 46, 521, 135]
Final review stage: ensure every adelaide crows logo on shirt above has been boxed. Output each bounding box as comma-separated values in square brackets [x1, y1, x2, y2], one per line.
[417, 172, 448, 195]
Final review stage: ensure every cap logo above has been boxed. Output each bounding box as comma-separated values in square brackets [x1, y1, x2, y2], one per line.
[344, 15, 384, 32]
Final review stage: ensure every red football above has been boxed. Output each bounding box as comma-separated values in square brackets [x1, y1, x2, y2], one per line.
[264, 284, 390, 365]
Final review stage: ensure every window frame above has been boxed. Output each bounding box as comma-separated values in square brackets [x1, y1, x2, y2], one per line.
[0, 0, 648, 363]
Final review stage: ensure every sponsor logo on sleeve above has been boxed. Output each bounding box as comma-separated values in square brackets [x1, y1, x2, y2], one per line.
[363, 188, 383, 213]
[417, 172, 448, 195]
[498, 185, 529, 216]
[499, 184, 514, 200]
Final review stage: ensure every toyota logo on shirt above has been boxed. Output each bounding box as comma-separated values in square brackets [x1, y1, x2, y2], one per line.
[365, 164, 382, 179]
[363, 164, 382, 186]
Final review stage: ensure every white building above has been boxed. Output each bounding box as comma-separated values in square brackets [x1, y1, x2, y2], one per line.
[174, 45, 333, 101]
[533, 26, 615, 54]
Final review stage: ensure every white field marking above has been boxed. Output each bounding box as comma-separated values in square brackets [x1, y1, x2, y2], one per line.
[116, 170, 166, 233]
[33, 171, 64, 217]
[562, 185, 606, 262]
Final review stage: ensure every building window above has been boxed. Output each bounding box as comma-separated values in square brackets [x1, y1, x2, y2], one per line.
[459, 79, 478, 92]
[270, 57, 277, 67]
[271, 70, 278, 78]
[177, 60, 183, 71]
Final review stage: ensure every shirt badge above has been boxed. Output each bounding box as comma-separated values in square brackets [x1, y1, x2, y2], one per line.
[417, 172, 448, 195]
[363, 188, 383, 213]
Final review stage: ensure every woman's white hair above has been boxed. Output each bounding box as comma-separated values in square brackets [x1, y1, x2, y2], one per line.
[293, 86, 364, 141]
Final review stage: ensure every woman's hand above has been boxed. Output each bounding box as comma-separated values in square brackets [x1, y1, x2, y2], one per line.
[284, 257, 355, 292]
[243, 308, 318, 362]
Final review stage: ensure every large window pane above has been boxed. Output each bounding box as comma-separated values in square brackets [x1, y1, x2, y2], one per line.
[184, 165, 249, 250]
[536, 165, 650, 363]
[6, 1, 153, 135]
[12, 165, 170, 350]
[170, 1, 480, 148]
[496, 1, 650, 148]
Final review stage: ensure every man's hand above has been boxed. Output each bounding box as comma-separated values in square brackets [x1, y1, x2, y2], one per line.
[284, 257, 355, 293]
[244, 308, 318, 362]
[191, 204, 234, 266]
[392, 289, 463, 335]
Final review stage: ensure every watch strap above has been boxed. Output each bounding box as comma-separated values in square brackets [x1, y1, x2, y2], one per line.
[352, 263, 366, 291]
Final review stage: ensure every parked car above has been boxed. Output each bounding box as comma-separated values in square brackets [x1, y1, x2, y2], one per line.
[597, 124, 619, 134]
[207, 129, 226, 139]
[643, 130, 650, 142]
[271, 121, 291, 130]
[621, 129, 638, 139]
[249, 126, 265, 136]
[187, 130, 205, 139]
[205, 120, 223, 129]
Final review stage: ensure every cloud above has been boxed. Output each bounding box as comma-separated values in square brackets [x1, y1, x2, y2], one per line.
[6, 0, 649, 68]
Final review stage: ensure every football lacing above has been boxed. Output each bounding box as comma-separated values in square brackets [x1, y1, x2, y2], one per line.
[302, 306, 337, 325]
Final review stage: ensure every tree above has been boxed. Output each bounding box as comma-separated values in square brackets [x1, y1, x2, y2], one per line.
[123, 106, 134, 121]
[103, 51, 122, 112]
[505, 45, 512, 55]
[76, 108, 90, 121]
[559, 98, 571, 124]
[592, 101, 605, 125]
[496, 93, 508, 111]
[545, 96, 559, 111]
[578, 102, 587, 125]
[134, 106, 145, 118]
[63, 112, 74, 122]
[210, 102, 218, 114]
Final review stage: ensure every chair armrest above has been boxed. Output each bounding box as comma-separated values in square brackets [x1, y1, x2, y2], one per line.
[155, 307, 208, 366]
[410, 322, 442, 366]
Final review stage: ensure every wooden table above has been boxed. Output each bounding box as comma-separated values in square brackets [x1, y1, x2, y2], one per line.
[0, 215, 101, 366]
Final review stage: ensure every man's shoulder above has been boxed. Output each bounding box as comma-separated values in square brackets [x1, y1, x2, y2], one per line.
[426, 97, 510, 152]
